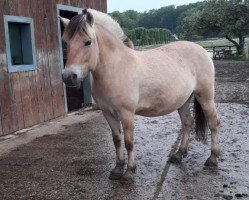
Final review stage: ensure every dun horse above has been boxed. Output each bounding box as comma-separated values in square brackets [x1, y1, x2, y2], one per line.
[60, 9, 220, 182]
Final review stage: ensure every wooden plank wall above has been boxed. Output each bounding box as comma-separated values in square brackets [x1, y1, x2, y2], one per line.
[0, 0, 19, 135]
[0, 1, 6, 136]
[0, 0, 107, 135]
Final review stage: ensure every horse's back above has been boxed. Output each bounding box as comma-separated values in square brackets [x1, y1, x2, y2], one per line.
[134, 41, 214, 117]
[137, 41, 213, 83]
[164, 41, 214, 75]
[146, 41, 212, 70]
[139, 41, 215, 92]
[160, 41, 215, 96]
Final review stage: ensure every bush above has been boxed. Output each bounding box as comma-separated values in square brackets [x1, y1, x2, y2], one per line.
[126, 28, 175, 46]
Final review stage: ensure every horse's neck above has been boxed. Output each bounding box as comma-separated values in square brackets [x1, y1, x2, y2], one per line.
[92, 25, 134, 81]
[96, 24, 127, 58]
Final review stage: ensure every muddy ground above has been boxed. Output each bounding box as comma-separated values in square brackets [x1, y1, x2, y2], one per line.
[0, 60, 249, 200]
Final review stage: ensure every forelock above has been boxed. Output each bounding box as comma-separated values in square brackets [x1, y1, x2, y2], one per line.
[63, 14, 92, 41]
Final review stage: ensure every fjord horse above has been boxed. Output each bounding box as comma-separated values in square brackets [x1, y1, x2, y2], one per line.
[60, 9, 220, 182]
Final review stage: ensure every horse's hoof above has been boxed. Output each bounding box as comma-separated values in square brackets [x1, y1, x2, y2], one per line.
[182, 150, 188, 158]
[169, 152, 182, 164]
[109, 171, 123, 180]
[204, 155, 218, 167]
[109, 162, 125, 180]
[121, 169, 135, 184]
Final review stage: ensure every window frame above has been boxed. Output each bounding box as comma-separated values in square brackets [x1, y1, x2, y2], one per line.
[4, 15, 37, 73]
[56, 4, 83, 113]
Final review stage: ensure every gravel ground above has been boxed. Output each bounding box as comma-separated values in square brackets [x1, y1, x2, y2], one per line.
[214, 60, 249, 104]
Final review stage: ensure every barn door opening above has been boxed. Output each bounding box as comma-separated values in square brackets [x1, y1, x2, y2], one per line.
[57, 5, 92, 112]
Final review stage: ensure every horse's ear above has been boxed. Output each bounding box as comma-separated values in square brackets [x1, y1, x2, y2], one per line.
[59, 16, 70, 27]
[82, 9, 94, 26]
[82, 9, 88, 15]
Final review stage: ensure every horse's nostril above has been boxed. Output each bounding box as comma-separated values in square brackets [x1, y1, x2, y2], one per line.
[62, 71, 79, 87]
[72, 73, 77, 80]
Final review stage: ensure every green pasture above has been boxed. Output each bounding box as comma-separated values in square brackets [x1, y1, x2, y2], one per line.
[136, 37, 249, 60]
[137, 37, 249, 49]
[195, 37, 249, 48]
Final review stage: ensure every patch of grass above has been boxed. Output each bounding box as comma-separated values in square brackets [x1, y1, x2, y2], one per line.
[135, 38, 249, 61]
[195, 37, 249, 47]
[195, 37, 249, 61]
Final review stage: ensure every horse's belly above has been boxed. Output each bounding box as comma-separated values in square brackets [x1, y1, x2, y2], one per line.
[135, 105, 175, 117]
[135, 84, 193, 117]
[135, 96, 186, 117]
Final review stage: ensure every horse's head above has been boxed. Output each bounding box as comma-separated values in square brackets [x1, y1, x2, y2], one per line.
[60, 9, 99, 87]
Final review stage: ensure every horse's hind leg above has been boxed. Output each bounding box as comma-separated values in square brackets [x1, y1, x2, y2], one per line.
[196, 96, 220, 167]
[102, 110, 125, 180]
[170, 97, 194, 164]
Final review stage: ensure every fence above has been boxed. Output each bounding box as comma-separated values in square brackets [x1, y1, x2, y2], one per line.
[204, 45, 237, 59]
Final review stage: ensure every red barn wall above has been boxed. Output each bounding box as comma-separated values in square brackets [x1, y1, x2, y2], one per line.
[0, 0, 107, 135]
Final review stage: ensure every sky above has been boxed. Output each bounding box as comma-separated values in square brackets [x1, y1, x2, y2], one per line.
[108, 0, 202, 12]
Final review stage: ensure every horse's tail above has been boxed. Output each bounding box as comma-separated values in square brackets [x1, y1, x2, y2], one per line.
[194, 98, 208, 142]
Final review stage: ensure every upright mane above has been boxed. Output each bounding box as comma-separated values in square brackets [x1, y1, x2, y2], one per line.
[88, 9, 127, 42]
[62, 9, 134, 48]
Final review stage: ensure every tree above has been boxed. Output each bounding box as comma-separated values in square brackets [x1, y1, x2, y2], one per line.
[179, 0, 249, 54]
[109, 2, 205, 34]
[148, 29, 155, 44]
[110, 10, 140, 30]
[126, 29, 137, 45]
[161, 29, 165, 43]
[109, 4, 182, 46]
[177, 8, 204, 40]
[222, 0, 249, 54]
[141, 28, 149, 45]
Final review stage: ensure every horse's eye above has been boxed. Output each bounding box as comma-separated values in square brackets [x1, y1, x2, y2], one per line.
[84, 40, 92, 46]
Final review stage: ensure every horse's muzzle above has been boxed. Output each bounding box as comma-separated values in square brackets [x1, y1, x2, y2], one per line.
[62, 70, 79, 87]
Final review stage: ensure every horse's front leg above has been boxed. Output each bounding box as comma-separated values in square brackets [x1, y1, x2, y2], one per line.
[119, 110, 136, 183]
[102, 111, 125, 180]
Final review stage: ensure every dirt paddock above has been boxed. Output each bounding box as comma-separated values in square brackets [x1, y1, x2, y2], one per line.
[0, 60, 249, 200]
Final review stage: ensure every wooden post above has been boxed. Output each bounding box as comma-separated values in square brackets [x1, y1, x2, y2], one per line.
[213, 46, 215, 59]
[83, 74, 92, 107]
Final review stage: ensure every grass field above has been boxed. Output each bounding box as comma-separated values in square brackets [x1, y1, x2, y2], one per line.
[136, 37, 249, 49]
[135, 37, 249, 60]
[137, 37, 249, 47]
[195, 37, 249, 47]
[196, 37, 249, 60]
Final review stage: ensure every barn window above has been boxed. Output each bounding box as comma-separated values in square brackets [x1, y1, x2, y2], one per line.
[4, 15, 37, 72]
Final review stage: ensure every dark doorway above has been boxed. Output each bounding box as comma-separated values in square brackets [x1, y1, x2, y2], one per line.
[58, 7, 92, 112]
